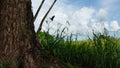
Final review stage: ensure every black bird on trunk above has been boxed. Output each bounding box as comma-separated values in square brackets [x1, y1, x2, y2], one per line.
[50, 15, 55, 21]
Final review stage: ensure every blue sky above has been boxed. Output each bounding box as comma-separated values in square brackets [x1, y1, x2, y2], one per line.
[32, 0, 120, 39]
[63, 0, 120, 21]
[65, 0, 100, 8]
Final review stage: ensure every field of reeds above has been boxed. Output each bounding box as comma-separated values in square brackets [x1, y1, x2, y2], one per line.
[38, 26, 120, 68]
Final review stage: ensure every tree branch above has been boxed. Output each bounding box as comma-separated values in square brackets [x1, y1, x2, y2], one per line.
[33, 0, 45, 23]
[37, 0, 57, 33]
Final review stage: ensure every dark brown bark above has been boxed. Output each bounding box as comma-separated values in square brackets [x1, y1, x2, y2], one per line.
[0, 0, 42, 68]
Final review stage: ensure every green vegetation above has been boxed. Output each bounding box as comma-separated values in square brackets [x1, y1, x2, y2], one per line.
[0, 62, 11, 68]
[38, 28, 120, 68]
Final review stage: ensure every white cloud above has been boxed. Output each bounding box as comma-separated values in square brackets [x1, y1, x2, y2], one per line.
[70, 7, 95, 25]
[53, 9, 68, 25]
[97, 8, 108, 21]
[32, 0, 120, 37]
[32, 0, 96, 35]
[103, 22, 109, 30]
[110, 20, 120, 31]
[91, 22, 102, 32]
[66, 7, 95, 35]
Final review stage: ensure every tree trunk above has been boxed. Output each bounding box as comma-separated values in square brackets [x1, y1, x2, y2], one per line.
[0, 0, 42, 68]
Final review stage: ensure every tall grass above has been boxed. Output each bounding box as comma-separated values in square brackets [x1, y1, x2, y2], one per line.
[38, 22, 120, 68]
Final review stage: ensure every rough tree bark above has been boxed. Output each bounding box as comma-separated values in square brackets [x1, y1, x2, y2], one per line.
[0, 0, 42, 68]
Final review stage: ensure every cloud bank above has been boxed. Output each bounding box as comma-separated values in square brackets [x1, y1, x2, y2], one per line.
[32, 0, 120, 36]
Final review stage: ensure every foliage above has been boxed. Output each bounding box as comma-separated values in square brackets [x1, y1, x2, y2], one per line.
[0, 62, 11, 68]
[38, 27, 120, 68]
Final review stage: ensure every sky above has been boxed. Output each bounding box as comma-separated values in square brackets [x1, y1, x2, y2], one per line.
[31, 0, 120, 39]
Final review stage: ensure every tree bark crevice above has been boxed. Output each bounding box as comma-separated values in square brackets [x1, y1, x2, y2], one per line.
[0, 0, 43, 68]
